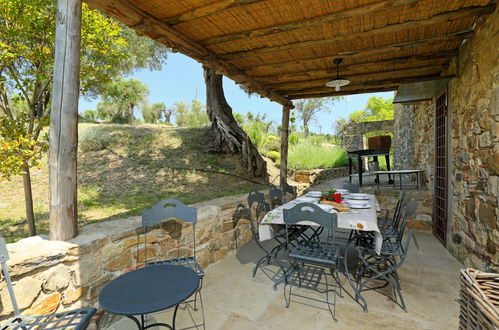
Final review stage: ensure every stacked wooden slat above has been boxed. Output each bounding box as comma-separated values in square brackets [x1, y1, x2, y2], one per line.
[459, 268, 499, 329]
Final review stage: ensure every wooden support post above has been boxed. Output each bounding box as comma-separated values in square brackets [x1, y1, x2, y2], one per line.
[48, 0, 82, 240]
[280, 105, 291, 187]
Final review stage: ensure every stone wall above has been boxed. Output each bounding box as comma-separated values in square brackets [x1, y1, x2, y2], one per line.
[393, 104, 414, 170]
[342, 120, 394, 152]
[445, 7, 499, 271]
[411, 100, 435, 189]
[0, 194, 253, 328]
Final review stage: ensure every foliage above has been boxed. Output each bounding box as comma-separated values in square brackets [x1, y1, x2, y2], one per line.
[96, 79, 149, 123]
[267, 150, 280, 162]
[348, 96, 394, 122]
[143, 102, 166, 123]
[334, 96, 394, 144]
[174, 100, 210, 128]
[82, 110, 98, 122]
[320, 190, 342, 203]
[293, 97, 341, 136]
[262, 134, 280, 152]
[0, 115, 47, 180]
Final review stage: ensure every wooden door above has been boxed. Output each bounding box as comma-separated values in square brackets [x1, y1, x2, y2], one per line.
[433, 91, 448, 245]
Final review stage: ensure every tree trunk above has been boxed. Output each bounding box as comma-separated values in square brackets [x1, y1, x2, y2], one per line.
[303, 120, 309, 137]
[22, 163, 36, 236]
[280, 105, 291, 187]
[48, 0, 81, 241]
[203, 66, 268, 179]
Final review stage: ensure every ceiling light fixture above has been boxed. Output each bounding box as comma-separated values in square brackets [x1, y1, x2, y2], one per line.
[326, 58, 350, 91]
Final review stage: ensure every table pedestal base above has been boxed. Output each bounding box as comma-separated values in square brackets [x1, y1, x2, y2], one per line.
[127, 305, 179, 330]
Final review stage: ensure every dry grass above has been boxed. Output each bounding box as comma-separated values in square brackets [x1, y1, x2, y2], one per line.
[0, 123, 266, 242]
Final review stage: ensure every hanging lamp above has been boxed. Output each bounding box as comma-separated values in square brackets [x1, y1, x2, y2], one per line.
[325, 58, 350, 91]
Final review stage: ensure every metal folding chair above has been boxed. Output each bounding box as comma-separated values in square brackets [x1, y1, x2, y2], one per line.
[246, 189, 289, 289]
[282, 203, 342, 319]
[378, 190, 406, 229]
[141, 199, 205, 329]
[381, 199, 417, 242]
[0, 237, 96, 330]
[352, 201, 418, 313]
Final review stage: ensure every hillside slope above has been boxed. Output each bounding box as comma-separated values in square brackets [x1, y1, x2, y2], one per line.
[0, 124, 267, 242]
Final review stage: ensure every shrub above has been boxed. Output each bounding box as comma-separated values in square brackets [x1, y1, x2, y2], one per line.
[267, 150, 280, 162]
[79, 127, 115, 152]
[262, 134, 280, 152]
[245, 122, 265, 148]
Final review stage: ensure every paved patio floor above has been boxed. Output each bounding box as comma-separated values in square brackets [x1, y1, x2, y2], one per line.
[108, 230, 463, 330]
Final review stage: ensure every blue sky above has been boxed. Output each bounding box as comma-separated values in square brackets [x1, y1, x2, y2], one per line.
[79, 53, 393, 134]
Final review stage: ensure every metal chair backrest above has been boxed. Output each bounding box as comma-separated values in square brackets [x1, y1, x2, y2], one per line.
[396, 200, 418, 244]
[141, 199, 197, 263]
[283, 203, 338, 244]
[247, 189, 266, 239]
[341, 182, 360, 193]
[282, 182, 296, 202]
[0, 237, 20, 316]
[269, 185, 284, 209]
[397, 226, 415, 265]
[392, 190, 406, 222]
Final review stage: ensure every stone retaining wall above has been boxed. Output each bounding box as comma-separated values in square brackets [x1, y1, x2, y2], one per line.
[0, 194, 253, 328]
[292, 167, 350, 185]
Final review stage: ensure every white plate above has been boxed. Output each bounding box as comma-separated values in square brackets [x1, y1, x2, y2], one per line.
[347, 193, 370, 200]
[344, 201, 371, 209]
[295, 197, 318, 203]
[306, 191, 322, 197]
[333, 189, 349, 194]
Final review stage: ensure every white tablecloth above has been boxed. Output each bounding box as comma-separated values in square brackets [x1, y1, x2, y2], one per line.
[258, 194, 383, 254]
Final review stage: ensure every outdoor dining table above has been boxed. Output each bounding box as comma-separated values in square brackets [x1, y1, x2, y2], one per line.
[259, 193, 383, 254]
[99, 264, 199, 330]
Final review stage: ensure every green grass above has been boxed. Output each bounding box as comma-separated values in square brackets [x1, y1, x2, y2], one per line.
[285, 140, 348, 171]
[0, 123, 266, 242]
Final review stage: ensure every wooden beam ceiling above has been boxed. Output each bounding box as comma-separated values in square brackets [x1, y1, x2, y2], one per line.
[85, 0, 494, 104]
[220, 4, 494, 60]
[238, 30, 472, 70]
[85, 0, 293, 107]
[163, 0, 266, 26]
[201, 0, 420, 45]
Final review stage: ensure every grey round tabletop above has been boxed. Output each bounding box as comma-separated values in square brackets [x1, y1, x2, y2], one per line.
[99, 264, 199, 316]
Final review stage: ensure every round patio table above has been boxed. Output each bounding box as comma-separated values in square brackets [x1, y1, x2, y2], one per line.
[99, 264, 199, 330]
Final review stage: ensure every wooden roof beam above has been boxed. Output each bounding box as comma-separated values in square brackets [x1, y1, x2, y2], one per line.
[241, 32, 470, 70]
[221, 4, 495, 60]
[270, 65, 445, 90]
[201, 0, 420, 45]
[255, 57, 450, 83]
[252, 50, 456, 79]
[163, 0, 266, 26]
[284, 74, 456, 98]
[289, 87, 400, 100]
[85, 0, 293, 108]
